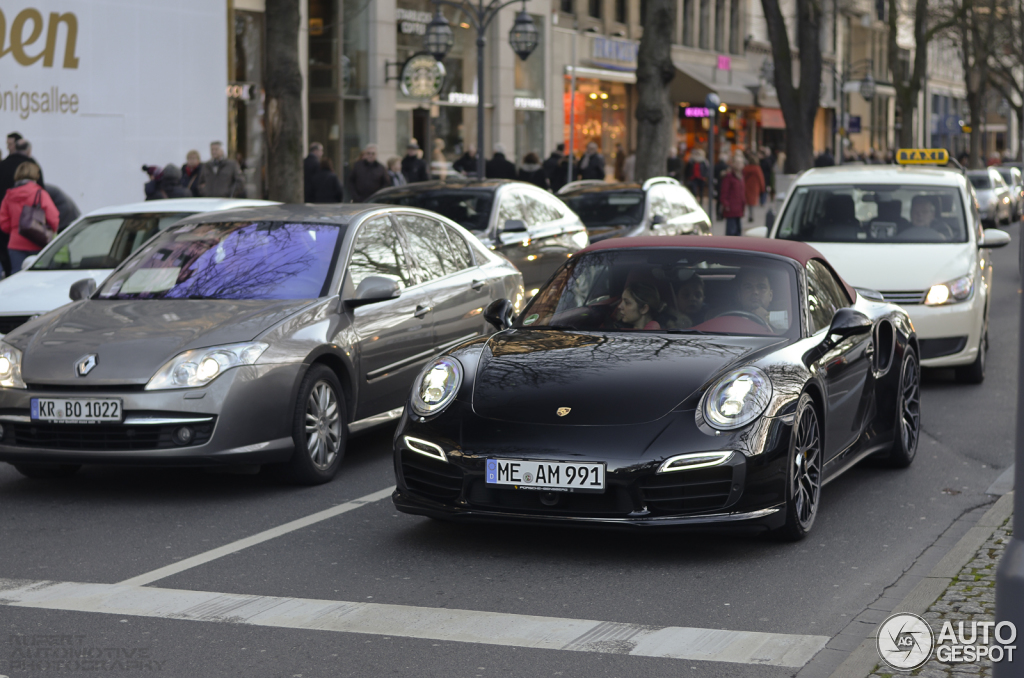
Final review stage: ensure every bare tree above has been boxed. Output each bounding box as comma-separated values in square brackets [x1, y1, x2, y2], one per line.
[634, 0, 677, 182]
[761, 0, 824, 172]
[946, 0, 1001, 167]
[989, 0, 1024, 160]
[265, 0, 304, 202]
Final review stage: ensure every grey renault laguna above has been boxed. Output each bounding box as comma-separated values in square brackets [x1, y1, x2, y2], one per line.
[0, 205, 523, 483]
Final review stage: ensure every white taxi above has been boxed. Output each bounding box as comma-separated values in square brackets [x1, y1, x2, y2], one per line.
[748, 150, 1010, 383]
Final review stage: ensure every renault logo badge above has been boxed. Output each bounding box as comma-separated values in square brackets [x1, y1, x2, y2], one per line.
[556, 407, 571, 417]
[76, 354, 98, 377]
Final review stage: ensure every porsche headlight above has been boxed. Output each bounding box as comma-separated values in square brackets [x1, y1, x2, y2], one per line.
[411, 356, 463, 417]
[925, 273, 974, 306]
[0, 341, 26, 389]
[145, 342, 268, 390]
[702, 367, 772, 430]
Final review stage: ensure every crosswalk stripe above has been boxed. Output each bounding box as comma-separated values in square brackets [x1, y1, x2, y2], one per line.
[0, 579, 829, 667]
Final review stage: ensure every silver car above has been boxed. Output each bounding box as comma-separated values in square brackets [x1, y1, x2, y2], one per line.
[0, 205, 522, 483]
[968, 168, 1012, 227]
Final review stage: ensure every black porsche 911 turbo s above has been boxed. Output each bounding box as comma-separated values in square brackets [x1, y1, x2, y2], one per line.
[391, 236, 921, 539]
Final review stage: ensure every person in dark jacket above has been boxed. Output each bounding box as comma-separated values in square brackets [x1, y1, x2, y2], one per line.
[759, 147, 775, 202]
[347, 144, 391, 202]
[452, 144, 478, 176]
[309, 157, 344, 203]
[304, 142, 323, 202]
[543, 143, 567, 192]
[485, 143, 517, 179]
[814, 149, 835, 167]
[181, 150, 203, 197]
[401, 142, 429, 184]
[147, 164, 191, 200]
[45, 184, 81, 231]
[518, 152, 549, 190]
[576, 142, 605, 181]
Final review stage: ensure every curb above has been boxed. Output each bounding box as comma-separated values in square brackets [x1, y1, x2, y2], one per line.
[827, 491, 1015, 678]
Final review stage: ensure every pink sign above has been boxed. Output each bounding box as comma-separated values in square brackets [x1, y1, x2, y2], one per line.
[717, 55, 731, 71]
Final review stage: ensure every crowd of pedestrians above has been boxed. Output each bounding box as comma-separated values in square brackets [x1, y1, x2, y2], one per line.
[144, 141, 247, 201]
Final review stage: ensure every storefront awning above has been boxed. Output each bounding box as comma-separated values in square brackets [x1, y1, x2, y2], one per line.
[669, 61, 759, 107]
[564, 65, 637, 84]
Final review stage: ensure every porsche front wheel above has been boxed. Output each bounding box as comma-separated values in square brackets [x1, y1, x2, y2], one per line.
[775, 393, 822, 542]
[884, 348, 920, 468]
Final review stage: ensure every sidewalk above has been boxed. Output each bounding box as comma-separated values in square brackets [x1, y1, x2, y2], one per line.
[707, 200, 777, 237]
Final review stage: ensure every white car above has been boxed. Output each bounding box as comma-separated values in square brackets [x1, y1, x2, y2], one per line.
[0, 198, 277, 337]
[748, 163, 1010, 383]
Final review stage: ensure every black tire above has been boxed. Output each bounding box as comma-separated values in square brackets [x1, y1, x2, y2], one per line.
[13, 463, 81, 479]
[884, 348, 921, 468]
[283, 364, 346, 485]
[955, 329, 986, 384]
[773, 393, 822, 542]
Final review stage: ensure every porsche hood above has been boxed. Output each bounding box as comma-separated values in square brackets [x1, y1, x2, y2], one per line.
[6, 299, 314, 385]
[471, 330, 784, 426]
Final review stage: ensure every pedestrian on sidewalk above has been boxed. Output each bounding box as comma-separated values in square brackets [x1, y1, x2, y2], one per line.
[181, 150, 203, 197]
[576, 142, 606, 181]
[198, 141, 246, 198]
[453, 144, 478, 177]
[719, 156, 746, 237]
[485, 144, 517, 180]
[543, 143, 566, 192]
[743, 151, 765, 223]
[401, 141, 429, 184]
[518, 152, 549, 190]
[304, 142, 324, 202]
[347, 144, 390, 202]
[0, 161, 58, 273]
[309, 157, 344, 203]
[386, 157, 406, 187]
[685, 149, 709, 202]
[147, 164, 191, 200]
[44, 184, 81, 231]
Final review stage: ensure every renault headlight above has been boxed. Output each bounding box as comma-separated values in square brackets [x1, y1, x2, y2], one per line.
[411, 356, 463, 417]
[0, 341, 26, 389]
[925, 273, 973, 306]
[702, 367, 772, 430]
[146, 342, 268, 390]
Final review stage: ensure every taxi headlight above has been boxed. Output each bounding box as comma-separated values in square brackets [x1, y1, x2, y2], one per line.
[0, 341, 26, 389]
[925, 274, 973, 306]
[146, 342, 268, 390]
[702, 367, 772, 430]
[411, 356, 463, 417]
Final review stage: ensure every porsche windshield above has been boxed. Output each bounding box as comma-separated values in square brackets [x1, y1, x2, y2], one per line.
[560, 191, 646, 227]
[776, 185, 968, 243]
[97, 221, 343, 300]
[517, 249, 799, 337]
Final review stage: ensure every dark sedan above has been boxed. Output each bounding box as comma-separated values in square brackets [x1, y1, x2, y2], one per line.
[0, 205, 522, 483]
[393, 237, 919, 539]
[368, 180, 589, 296]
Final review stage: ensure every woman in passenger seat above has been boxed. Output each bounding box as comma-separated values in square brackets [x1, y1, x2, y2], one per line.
[615, 281, 664, 330]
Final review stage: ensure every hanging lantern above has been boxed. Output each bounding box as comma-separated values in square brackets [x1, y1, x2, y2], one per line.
[859, 72, 876, 102]
[424, 10, 454, 62]
[509, 11, 539, 61]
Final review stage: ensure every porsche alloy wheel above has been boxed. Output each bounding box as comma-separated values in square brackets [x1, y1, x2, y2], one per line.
[886, 349, 921, 468]
[777, 394, 822, 541]
[285, 364, 346, 485]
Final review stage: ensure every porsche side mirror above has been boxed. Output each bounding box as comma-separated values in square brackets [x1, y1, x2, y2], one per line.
[745, 226, 768, 238]
[346, 276, 402, 307]
[650, 214, 667, 228]
[502, 219, 527, 233]
[69, 278, 97, 301]
[979, 228, 1011, 248]
[827, 307, 872, 339]
[484, 299, 515, 331]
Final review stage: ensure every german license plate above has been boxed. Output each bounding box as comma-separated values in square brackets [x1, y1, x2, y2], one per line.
[31, 398, 122, 424]
[485, 459, 605, 493]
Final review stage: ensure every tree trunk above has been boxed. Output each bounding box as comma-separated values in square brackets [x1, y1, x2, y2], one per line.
[265, 0, 304, 203]
[761, 0, 823, 172]
[634, 0, 677, 183]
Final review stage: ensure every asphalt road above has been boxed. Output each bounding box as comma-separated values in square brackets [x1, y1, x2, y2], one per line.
[0, 224, 1019, 678]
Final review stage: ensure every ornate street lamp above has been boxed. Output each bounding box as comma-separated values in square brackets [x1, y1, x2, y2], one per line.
[859, 72, 876, 102]
[424, 11, 455, 62]
[509, 11, 539, 61]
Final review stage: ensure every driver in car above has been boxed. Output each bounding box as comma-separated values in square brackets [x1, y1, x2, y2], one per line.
[900, 196, 951, 241]
[736, 268, 773, 325]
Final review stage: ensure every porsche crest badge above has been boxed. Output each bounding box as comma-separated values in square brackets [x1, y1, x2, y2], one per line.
[556, 407, 571, 417]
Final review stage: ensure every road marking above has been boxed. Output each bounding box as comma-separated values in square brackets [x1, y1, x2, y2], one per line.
[0, 579, 829, 668]
[118, 486, 395, 587]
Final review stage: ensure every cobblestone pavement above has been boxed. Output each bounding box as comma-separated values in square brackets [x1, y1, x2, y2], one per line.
[868, 517, 1014, 678]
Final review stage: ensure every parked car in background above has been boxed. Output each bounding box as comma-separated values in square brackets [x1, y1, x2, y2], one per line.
[967, 168, 1012, 227]
[994, 165, 1024, 221]
[557, 177, 712, 242]
[368, 180, 589, 297]
[0, 198, 277, 337]
[0, 204, 522, 483]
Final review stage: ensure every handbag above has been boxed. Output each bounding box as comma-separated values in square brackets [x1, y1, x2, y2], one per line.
[18, 188, 52, 248]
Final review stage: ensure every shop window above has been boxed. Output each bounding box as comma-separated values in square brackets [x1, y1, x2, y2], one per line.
[615, 0, 627, 23]
[589, 0, 602, 18]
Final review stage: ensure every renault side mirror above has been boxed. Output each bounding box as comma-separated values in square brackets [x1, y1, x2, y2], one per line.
[484, 299, 515, 331]
[346, 276, 402, 307]
[69, 278, 97, 301]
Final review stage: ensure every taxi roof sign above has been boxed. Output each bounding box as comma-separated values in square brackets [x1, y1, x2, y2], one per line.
[896, 148, 950, 165]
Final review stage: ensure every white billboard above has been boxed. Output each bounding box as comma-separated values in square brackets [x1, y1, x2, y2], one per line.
[0, 0, 227, 213]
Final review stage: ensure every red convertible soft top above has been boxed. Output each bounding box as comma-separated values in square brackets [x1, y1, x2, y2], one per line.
[579, 235, 857, 303]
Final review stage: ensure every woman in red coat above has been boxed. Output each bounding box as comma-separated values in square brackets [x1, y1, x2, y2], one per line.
[0, 161, 59, 274]
[719, 156, 747, 236]
[742, 151, 765, 223]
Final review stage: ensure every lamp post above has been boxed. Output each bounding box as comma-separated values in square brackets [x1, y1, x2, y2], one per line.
[705, 93, 720, 221]
[823, 59, 875, 164]
[424, 0, 539, 180]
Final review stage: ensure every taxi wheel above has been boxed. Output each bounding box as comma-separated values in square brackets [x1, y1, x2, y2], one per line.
[284, 365, 347, 485]
[13, 463, 81, 479]
[955, 329, 987, 384]
[773, 393, 821, 542]
[884, 348, 920, 468]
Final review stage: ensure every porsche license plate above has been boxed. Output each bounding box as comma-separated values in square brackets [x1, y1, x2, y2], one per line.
[31, 398, 122, 424]
[485, 459, 605, 492]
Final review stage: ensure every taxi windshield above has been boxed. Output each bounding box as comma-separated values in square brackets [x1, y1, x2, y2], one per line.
[776, 184, 968, 243]
[516, 248, 799, 337]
